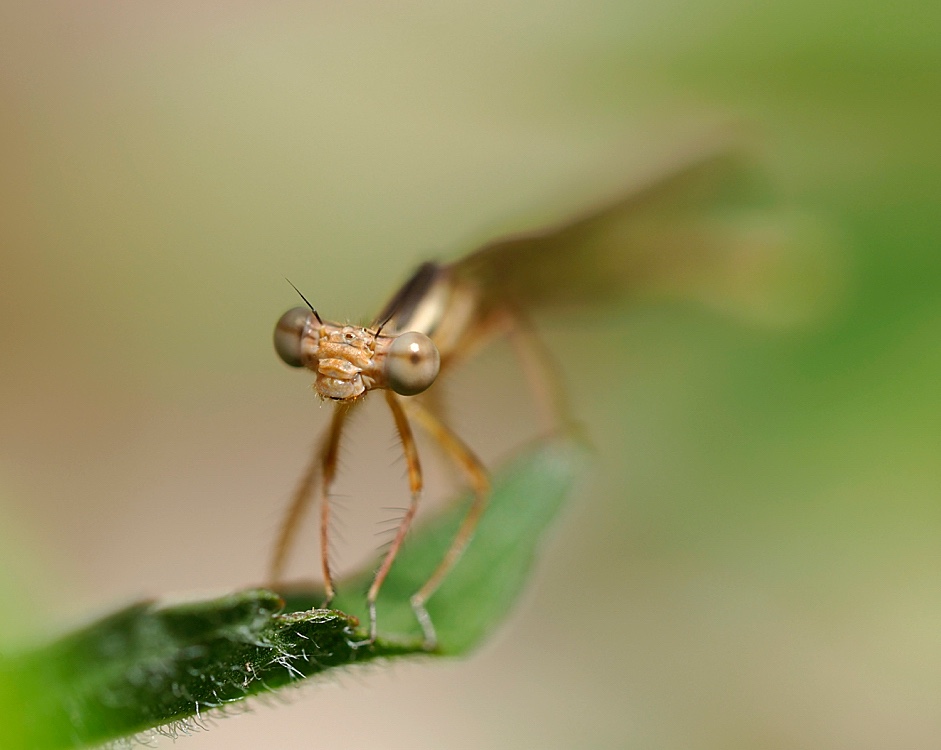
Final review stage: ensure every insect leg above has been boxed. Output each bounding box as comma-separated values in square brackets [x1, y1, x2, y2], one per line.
[269, 438, 321, 586]
[440, 303, 575, 435]
[269, 400, 355, 605]
[500, 305, 577, 435]
[319, 400, 355, 606]
[357, 390, 424, 645]
[404, 397, 490, 650]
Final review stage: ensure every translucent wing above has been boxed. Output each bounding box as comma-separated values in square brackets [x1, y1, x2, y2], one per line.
[450, 147, 758, 311]
[374, 143, 825, 364]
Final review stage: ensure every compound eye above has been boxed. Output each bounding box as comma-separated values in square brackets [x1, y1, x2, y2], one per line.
[274, 307, 313, 367]
[386, 331, 440, 396]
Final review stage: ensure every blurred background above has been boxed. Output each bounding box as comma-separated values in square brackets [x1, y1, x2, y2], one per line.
[1, 1, 939, 748]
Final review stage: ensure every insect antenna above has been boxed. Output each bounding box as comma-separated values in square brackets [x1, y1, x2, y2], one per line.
[285, 277, 323, 325]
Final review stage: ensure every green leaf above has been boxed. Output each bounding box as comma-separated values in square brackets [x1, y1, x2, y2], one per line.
[0, 435, 584, 748]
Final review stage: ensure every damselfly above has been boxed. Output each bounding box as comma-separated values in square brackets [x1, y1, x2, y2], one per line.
[271, 143, 771, 648]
